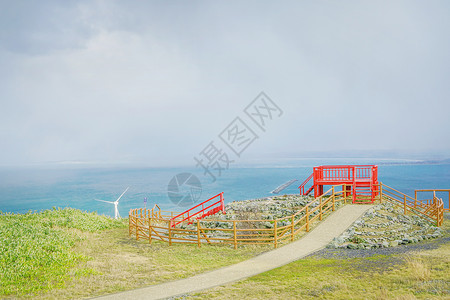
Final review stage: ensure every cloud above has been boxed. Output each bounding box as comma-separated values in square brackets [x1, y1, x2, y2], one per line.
[1, 1, 449, 166]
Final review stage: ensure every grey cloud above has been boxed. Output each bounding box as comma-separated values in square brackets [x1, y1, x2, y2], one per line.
[0, 1, 449, 167]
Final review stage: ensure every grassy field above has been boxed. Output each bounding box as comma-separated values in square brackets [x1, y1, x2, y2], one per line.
[0, 208, 270, 299]
[0, 208, 125, 297]
[1, 208, 448, 299]
[185, 218, 450, 299]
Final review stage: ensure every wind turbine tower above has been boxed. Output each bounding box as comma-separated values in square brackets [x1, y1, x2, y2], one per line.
[95, 187, 129, 219]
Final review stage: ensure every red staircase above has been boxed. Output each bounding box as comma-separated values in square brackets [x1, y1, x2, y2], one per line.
[299, 165, 379, 204]
[353, 181, 373, 203]
[298, 173, 313, 195]
[170, 192, 225, 227]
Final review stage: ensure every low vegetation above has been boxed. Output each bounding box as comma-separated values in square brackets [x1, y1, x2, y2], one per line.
[0, 208, 269, 299]
[184, 248, 449, 299]
[185, 217, 450, 299]
[1, 206, 448, 299]
[0, 208, 125, 297]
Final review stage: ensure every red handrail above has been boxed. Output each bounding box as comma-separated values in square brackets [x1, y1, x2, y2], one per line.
[298, 173, 313, 195]
[170, 192, 225, 227]
[299, 165, 379, 201]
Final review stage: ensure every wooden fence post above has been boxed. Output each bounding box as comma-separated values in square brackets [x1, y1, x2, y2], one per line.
[404, 195, 407, 215]
[168, 220, 172, 246]
[136, 217, 139, 241]
[233, 221, 237, 250]
[414, 190, 417, 208]
[291, 215, 295, 241]
[343, 184, 346, 203]
[436, 201, 439, 227]
[197, 220, 201, 248]
[319, 197, 323, 221]
[306, 206, 310, 232]
[332, 186, 335, 211]
[274, 219, 278, 248]
[380, 184, 383, 203]
[148, 216, 152, 244]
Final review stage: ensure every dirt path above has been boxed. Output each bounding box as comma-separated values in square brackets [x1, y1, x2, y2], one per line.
[94, 204, 373, 300]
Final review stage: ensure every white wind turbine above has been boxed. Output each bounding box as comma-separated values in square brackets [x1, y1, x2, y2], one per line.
[95, 187, 129, 219]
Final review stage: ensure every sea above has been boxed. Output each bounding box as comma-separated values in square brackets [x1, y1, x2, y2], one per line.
[0, 158, 449, 217]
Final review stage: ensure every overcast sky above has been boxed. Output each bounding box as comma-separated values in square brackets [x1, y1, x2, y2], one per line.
[1, 1, 449, 167]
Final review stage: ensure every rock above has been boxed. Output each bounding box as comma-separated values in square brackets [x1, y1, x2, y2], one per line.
[347, 243, 358, 249]
[389, 240, 399, 247]
[264, 222, 274, 229]
[327, 241, 340, 249]
[335, 236, 347, 244]
[382, 241, 389, 248]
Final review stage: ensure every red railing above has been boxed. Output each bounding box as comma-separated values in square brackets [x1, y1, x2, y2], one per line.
[298, 173, 313, 195]
[315, 165, 376, 182]
[170, 192, 225, 227]
[355, 165, 377, 181]
[299, 165, 379, 202]
[315, 165, 354, 181]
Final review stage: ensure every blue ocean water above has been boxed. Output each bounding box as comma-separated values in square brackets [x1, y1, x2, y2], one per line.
[0, 159, 449, 217]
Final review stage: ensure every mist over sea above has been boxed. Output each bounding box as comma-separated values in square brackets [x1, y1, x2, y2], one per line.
[0, 158, 449, 217]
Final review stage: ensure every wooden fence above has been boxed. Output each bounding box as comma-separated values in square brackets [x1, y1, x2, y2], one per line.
[129, 183, 446, 249]
[129, 185, 349, 249]
[379, 184, 445, 226]
[415, 189, 450, 213]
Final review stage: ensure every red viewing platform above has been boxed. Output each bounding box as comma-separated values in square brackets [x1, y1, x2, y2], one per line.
[299, 165, 379, 204]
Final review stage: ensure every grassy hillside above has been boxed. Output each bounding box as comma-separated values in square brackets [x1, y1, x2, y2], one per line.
[0, 208, 126, 296]
[0, 208, 268, 299]
[186, 216, 450, 299]
[1, 207, 448, 299]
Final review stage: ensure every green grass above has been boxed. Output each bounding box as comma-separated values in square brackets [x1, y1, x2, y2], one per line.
[58, 229, 270, 298]
[2, 208, 448, 299]
[184, 218, 450, 299]
[0, 208, 269, 299]
[0, 208, 126, 297]
[186, 250, 449, 299]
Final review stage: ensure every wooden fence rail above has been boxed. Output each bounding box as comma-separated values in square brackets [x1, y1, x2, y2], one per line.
[378, 183, 444, 226]
[129, 184, 350, 249]
[129, 183, 445, 249]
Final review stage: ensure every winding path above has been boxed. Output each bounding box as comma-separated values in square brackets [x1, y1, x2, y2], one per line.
[94, 204, 373, 300]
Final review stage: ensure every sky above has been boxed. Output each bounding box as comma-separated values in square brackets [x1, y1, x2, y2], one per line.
[1, 0, 449, 168]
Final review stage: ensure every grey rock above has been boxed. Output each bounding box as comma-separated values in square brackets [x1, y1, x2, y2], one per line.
[389, 240, 399, 247]
[347, 243, 358, 249]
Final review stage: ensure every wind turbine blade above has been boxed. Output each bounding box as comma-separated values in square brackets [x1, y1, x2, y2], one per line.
[95, 199, 114, 204]
[115, 187, 130, 203]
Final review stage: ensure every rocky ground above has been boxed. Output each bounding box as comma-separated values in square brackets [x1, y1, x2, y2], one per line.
[196, 194, 335, 230]
[327, 201, 444, 250]
[306, 214, 449, 275]
[194, 196, 445, 250]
